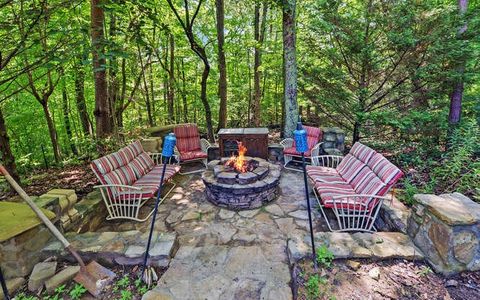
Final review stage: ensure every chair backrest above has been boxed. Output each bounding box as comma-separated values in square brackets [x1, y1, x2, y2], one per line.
[173, 124, 202, 153]
[91, 141, 155, 186]
[336, 142, 403, 196]
[293, 126, 323, 150]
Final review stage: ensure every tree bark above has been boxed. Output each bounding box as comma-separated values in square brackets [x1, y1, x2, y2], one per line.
[448, 0, 468, 125]
[91, 0, 112, 139]
[282, 0, 298, 138]
[252, 2, 268, 126]
[168, 34, 175, 123]
[215, 0, 228, 131]
[62, 82, 78, 155]
[108, 13, 119, 131]
[181, 59, 189, 123]
[0, 107, 20, 183]
[74, 57, 93, 136]
[42, 102, 61, 163]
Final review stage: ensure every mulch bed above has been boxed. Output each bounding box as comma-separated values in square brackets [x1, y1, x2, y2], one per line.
[1, 163, 97, 201]
[294, 258, 480, 300]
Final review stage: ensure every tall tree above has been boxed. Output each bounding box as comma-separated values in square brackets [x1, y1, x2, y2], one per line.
[61, 74, 78, 156]
[91, 0, 113, 139]
[0, 107, 20, 182]
[282, 0, 298, 138]
[166, 0, 215, 142]
[215, 0, 228, 130]
[448, 0, 469, 125]
[168, 33, 175, 123]
[74, 56, 93, 137]
[252, 1, 268, 126]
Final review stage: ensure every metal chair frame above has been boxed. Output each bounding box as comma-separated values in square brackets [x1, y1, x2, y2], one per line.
[175, 138, 211, 175]
[280, 139, 323, 172]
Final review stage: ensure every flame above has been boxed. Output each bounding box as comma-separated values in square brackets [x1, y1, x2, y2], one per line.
[225, 142, 248, 173]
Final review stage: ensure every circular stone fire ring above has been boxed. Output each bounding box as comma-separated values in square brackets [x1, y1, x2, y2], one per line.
[202, 157, 281, 210]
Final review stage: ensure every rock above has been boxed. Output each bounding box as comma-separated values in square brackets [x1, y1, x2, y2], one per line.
[428, 222, 451, 260]
[346, 260, 361, 271]
[238, 209, 259, 218]
[288, 210, 310, 220]
[218, 209, 235, 219]
[142, 288, 174, 300]
[413, 194, 477, 225]
[445, 279, 458, 287]
[28, 261, 57, 291]
[45, 266, 80, 293]
[368, 267, 380, 280]
[181, 210, 200, 221]
[125, 245, 145, 258]
[0, 277, 25, 300]
[453, 231, 478, 264]
[265, 204, 284, 216]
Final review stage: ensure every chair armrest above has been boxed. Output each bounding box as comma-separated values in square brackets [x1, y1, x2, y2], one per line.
[200, 138, 211, 153]
[311, 154, 343, 167]
[280, 138, 294, 149]
[311, 142, 323, 157]
[149, 152, 176, 165]
[94, 184, 143, 192]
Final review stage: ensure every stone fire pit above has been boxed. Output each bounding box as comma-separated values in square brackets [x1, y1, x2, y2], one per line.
[202, 157, 281, 210]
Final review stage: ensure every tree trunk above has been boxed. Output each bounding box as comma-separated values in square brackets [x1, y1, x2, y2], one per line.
[74, 57, 93, 136]
[108, 13, 118, 132]
[91, 0, 112, 139]
[448, 0, 469, 125]
[0, 107, 20, 183]
[116, 57, 127, 128]
[215, 0, 228, 131]
[181, 59, 189, 123]
[62, 83, 78, 155]
[200, 60, 215, 142]
[282, 0, 298, 138]
[252, 2, 268, 127]
[168, 34, 175, 123]
[42, 102, 61, 163]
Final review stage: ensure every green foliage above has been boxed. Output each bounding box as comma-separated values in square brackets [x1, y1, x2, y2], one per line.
[416, 266, 433, 277]
[120, 290, 133, 300]
[14, 294, 38, 300]
[316, 245, 335, 269]
[306, 274, 321, 300]
[69, 284, 87, 300]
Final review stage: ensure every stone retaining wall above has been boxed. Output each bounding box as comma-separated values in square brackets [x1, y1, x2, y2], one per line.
[407, 193, 480, 275]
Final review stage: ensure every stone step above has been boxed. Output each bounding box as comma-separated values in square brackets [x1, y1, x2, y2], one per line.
[288, 231, 424, 264]
[41, 230, 178, 267]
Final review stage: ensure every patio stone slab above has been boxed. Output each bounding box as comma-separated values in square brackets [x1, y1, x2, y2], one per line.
[288, 232, 424, 263]
[41, 231, 177, 267]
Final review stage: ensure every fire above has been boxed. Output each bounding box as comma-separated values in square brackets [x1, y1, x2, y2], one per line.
[225, 142, 248, 173]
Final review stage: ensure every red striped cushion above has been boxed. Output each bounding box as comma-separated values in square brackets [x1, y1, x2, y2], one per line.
[133, 165, 181, 188]
[135, 153, 155, 173]
[129, 159, 147, 178]
[350, 142, 375, 163]
[292, 126, 322, 151]
[337, 155, 365, 183]
[352, 170, 386, 195]
[283, 146, 312, 157]
[306, 165, 339, 177]
[127, 140, 144, 156]
[367, 153, 404, 186]
[179, 150, 208, 161]
[174, 124, 202, 153]
[92, 154, 121, 175]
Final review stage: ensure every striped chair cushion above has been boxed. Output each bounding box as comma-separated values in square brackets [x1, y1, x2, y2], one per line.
[134, 153, 155, 173]
[133, 164, 181, 189]
[350, 142, 375, 163]
[283, 146, 312, 157]
[367, 153, 404, 188]
[179, 150, 208, 161]
[306, 165, 339, 177]
[174, 124, 202, 153]
[337, 155, 365, 183]
[103, 165, 137, 186]
[92, 153, 123, 175]
[128, 140, 145, 156]
[291, 126, 322, 152]
[315, 182, 373, 211]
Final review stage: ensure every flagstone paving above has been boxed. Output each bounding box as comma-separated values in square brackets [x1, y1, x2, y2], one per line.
[48, 169, 424, 300]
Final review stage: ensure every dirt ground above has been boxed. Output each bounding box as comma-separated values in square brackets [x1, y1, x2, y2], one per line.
[0, 163, 96, 201]
[295, 259, 480, 300]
